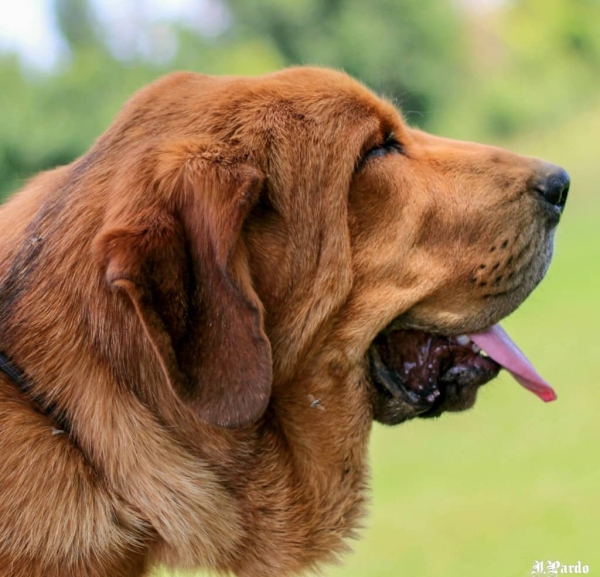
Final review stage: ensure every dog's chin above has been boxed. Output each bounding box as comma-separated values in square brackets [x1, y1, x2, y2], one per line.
[367, 328, 501, 426]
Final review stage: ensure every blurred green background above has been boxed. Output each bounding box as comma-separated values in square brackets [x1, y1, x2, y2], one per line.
[1, 1, 598, 576]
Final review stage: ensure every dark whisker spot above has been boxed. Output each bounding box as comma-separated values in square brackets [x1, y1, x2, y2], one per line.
[490, 246, 497, 252]
[479, 264, 486, 270]
[494, 276, 503, 284]
[492, 262, 500, 271]
[479, 281, 487, 287]
[471, 277, 478, 283]
[501, 239, 509, 249]
[507, 256, 513, 266]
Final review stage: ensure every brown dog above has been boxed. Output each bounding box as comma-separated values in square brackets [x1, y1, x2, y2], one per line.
[0, 67, 568, 577]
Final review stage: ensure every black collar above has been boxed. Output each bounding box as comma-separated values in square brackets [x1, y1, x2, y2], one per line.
[0, 351, 70, 433]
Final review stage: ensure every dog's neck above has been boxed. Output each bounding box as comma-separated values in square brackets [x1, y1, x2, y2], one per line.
[3, 293, 373, 574]
[0, 182, 375, 574]
[0, 351, 75, 436]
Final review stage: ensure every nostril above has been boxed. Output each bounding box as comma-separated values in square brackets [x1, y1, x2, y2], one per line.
[535, 168, 570, 209]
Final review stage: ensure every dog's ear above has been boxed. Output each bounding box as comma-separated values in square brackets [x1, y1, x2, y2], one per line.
[94, 140, 272, 428]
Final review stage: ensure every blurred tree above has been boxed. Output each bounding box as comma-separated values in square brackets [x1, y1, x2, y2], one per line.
[489, 0, 600, 136]
[53, 0, 100, 50]
[439, 0, 600, 139]
[0, 5, 156, 197]
[2, 0, 599, 199]
[222, 0, 467, 123]
[0, 0, 469, 198]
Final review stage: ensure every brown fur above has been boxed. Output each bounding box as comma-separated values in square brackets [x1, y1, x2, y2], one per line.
[0, 67, 561, 576]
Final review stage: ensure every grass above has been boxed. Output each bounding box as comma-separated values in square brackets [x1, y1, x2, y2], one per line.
[159, 102, 600, 577]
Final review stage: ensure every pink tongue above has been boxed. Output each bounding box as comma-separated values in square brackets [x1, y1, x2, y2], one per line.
[468, 324, 557, 402]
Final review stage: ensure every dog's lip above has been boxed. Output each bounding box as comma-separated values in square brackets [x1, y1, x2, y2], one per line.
[367, 322, 557, 409]
[367, 329, 501, 415]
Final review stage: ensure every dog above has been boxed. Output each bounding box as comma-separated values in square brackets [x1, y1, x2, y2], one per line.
[0, 67, 568, 576]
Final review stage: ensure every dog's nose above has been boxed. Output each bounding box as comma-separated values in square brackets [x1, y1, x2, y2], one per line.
[534, 167, 570, 210]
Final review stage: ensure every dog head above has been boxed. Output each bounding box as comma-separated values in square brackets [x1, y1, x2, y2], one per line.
[91, 67, 568, 428]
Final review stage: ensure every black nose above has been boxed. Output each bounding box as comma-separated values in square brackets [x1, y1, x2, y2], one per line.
[535, 168, 570, 209]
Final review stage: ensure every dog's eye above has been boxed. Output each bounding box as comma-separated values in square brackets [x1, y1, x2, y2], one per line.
[357, 134, 404, 171]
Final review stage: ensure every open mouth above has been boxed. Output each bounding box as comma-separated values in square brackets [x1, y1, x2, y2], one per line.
[368, 323, 556, 424]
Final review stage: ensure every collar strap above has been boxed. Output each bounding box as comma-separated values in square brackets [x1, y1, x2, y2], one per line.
[0, 351, 70, 433]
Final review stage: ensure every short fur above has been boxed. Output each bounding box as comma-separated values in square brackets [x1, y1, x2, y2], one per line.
[0, 67, 561, 576]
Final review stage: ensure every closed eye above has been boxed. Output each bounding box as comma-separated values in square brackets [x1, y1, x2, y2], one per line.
[355, 133, 405, 172]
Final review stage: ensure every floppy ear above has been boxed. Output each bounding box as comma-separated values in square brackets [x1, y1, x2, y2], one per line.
[94, 141, 272, 428]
